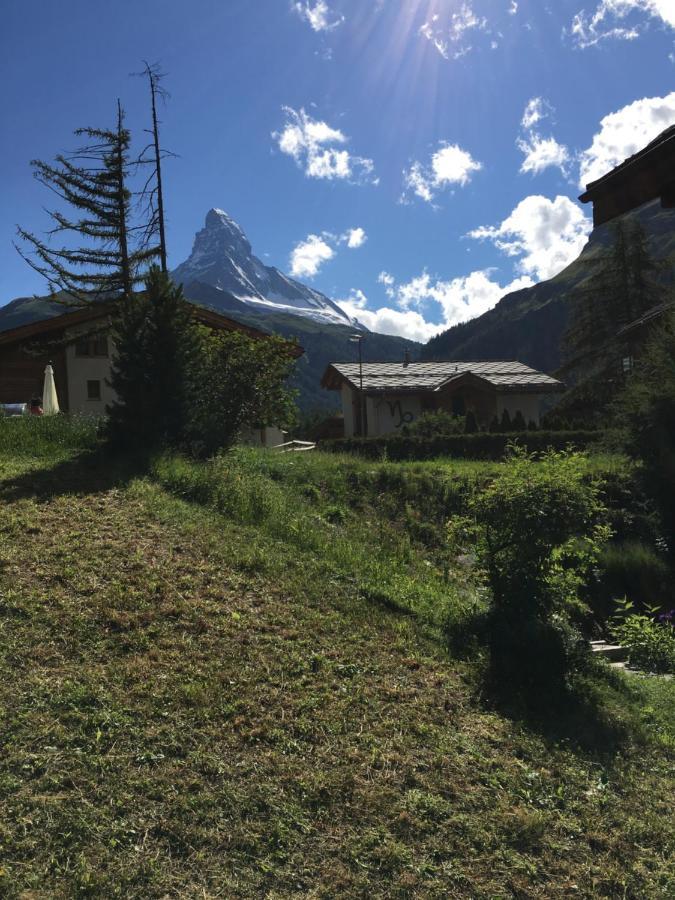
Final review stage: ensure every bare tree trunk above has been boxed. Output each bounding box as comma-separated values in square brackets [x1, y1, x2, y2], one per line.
[147, 65, 168, 272]
[116, 99, 132, 298]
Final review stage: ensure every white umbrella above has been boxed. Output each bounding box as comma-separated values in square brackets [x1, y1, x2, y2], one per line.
[42, 364, 60, 415]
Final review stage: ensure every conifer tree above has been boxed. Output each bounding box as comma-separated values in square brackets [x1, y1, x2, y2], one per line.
[16, 102, 159, 305]
[500, 408, 512, 432]
[106, 266, 201, 448]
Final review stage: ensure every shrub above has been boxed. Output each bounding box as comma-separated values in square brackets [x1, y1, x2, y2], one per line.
[598, 540, 671, 613]
[464, 410, 478, 434]
[448, 448, 610, 689]
[611, 599, 675, 674]
[512, 410, 526, 431]
[401, 411, 465, 437]
[322, 431, 604, 461]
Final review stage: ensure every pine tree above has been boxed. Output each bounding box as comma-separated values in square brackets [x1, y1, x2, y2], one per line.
[500, 409, 512, 432]
[106, 267, 201, 448]
[464, 410, 478, 434]
[15, 102, 159, 305]
[512, 410, 526, 431]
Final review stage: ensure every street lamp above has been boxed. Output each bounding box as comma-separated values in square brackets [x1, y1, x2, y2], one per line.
[349, 333, 366, 437]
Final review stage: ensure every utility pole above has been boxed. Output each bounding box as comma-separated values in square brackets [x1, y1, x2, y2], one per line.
[350, 333, 366, 437]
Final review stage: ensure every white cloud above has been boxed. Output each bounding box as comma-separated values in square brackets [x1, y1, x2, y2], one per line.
[519, 135, 571, 175]
[378, 271, 396, 297]
[293, 1, 344, 33]
[509, 1, 519, 14]
[393, 270, 534, 324]
[403, 143, 482, 204]
[345, 227, 366, 248]
[517, 98, 571, 176]
[470, 195, 592, 281]
[290, 226, 365, 278]
[570, 0, 675, 49]
[419, 4, 489, 59]
[290, 234, 335, 278]
[273, 107, 376, 184]
[579, 91, 675, 186]
[521, 97, 549, 130]
[338, 268, 535, 342]
[337, 290, 443, 342]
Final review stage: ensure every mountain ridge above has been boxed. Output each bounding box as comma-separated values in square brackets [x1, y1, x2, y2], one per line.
[422, 199, 675, 372]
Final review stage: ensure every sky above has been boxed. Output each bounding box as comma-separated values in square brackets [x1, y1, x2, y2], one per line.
[1, 0, 674, 343]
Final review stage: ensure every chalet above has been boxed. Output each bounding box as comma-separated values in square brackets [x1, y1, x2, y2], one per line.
[0, 303, 303, 446]
[321, 359, 564, 437]
[580, 125, 675, 227]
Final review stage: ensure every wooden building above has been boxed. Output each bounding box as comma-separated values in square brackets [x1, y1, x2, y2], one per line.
[0, 302, 302, 444]
[580, 125, 675, 227]
[321, 360, 563, 437]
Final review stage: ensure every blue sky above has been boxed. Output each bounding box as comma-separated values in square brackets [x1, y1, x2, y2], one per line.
[1, 0, 674, 341]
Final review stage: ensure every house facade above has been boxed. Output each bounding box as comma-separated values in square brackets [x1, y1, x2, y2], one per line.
[322, 360, 564, 438]
[0, 303, 302, 446]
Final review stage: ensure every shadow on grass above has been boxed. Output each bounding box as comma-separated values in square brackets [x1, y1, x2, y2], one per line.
[0, 449, 152, 504]
[481, 666, 635, 759]
[447, 613, 636, 759]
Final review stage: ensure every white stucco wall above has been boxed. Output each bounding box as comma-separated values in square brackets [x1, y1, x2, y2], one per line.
[496, 393, 542, 425]
[341, 383, 356, 437]
[64, 327, 115, 416]
[369, 394, 422, 437]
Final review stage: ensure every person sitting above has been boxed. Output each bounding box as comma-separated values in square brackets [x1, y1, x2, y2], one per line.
[28, 396, 43, 416]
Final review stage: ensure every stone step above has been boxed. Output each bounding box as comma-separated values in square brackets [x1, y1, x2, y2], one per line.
[590, 640, 628, 662]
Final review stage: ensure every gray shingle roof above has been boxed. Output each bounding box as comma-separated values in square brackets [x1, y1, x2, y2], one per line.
[322, 360, 563, 394]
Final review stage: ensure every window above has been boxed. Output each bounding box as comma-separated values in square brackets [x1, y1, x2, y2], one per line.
[622, 355, 634, 375]
[87, 380, 101, 401]
[75, 334, 108, 357]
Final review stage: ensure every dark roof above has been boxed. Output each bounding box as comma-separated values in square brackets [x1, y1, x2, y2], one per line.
[321, 360, 563, 394]
[0, 300, 303, 357]
[580, 125, 675, 201]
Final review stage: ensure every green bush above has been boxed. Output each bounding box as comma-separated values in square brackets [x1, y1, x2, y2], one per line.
[322, 430, 605, 461]
[611, 600, 675, 674]
[448, 448, 610, 688]
[401, 410, 465, 437]
[598, 540, 671, 612]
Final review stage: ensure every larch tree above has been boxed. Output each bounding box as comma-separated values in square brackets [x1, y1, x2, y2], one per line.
[15, 101, 159, 306]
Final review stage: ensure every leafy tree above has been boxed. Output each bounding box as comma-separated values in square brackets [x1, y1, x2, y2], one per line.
[187, 329, 298, 458]
[16, 102, 158, 304]
[106, 267, 200, 448]
[448, 448, 610, 688]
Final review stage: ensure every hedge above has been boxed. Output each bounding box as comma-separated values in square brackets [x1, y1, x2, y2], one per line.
[320, 430, 607, 461]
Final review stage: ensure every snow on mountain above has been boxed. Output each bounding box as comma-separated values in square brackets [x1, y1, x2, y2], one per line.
[172, 209, 359, 328]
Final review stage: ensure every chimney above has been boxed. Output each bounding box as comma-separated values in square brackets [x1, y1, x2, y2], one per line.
[403, 350, 411, 368]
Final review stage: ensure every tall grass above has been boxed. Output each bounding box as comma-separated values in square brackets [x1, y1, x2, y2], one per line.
[0, 415, 102, 457]
[150, 450, 479, 629]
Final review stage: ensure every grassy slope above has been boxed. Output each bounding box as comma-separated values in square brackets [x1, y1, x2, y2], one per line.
[0, 436, 673, 897]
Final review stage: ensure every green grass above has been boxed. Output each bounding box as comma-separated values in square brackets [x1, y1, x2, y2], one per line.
[0, 427, 673, 896]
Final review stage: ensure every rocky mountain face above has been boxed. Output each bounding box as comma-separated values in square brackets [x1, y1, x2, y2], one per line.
[172, 209, 356, 328]
[422, 199, 675, 373]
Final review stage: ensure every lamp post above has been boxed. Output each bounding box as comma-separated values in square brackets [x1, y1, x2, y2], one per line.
[349, 333, 366, 437]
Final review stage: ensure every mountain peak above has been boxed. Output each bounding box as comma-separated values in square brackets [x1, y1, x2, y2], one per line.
[172, 208, 357, 328]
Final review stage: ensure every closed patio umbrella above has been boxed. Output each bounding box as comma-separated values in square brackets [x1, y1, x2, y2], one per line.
[42, 364, 60, 415]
